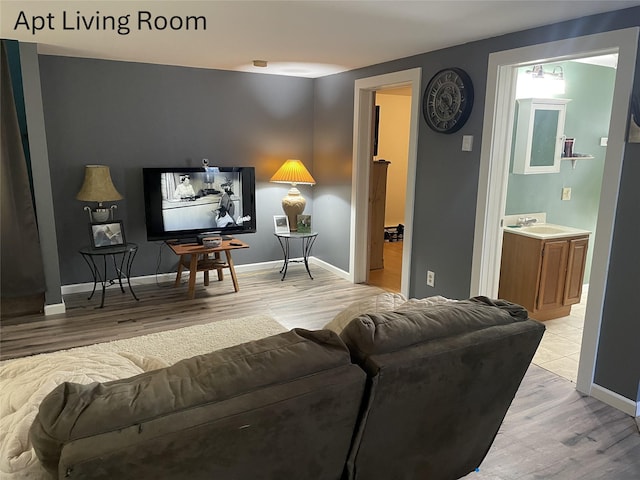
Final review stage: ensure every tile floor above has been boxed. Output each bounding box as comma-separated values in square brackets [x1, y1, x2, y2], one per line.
[531, 287, 587, 383]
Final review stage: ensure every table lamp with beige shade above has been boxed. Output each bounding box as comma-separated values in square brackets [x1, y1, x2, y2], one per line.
[76, 165, 123, 222]
[270, 159, 315, 232]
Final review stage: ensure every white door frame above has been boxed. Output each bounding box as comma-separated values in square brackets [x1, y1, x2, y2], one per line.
[350, 68, 421, 298]
[471, 28, 638, 412]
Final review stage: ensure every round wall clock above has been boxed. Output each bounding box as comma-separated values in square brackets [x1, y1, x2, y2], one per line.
[422, 68, 474, 134]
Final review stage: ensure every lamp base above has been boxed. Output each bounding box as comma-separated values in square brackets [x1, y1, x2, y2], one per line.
[281, 187, 305, 232]
[84, 205, 117, 223]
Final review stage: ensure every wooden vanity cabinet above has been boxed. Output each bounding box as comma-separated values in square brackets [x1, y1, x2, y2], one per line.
[499, 231, 589, 321]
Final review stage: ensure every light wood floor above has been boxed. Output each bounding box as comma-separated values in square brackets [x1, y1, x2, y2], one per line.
[368, 240, 403, 292]
[0, 265, 385, 360]
[1, 265, 638, 477]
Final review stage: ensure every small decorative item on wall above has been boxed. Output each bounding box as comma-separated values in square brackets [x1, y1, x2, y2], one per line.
[90, 221, 125, 248]
[297, 215, 311, 233]
[273, 215, 290, 235]
[628, 93, 640, 143]
[423, 67, 474, 134]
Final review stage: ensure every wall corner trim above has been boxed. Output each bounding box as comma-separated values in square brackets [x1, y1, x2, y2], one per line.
[44, 302, 66, 315]
[590, 383, 639, 417]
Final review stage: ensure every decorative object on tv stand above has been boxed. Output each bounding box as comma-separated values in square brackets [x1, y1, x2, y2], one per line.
[270, 159, 316, 232]
[76, 165, 123, 222]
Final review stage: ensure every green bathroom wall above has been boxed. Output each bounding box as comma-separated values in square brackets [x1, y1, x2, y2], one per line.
[505, 60, 616, 282]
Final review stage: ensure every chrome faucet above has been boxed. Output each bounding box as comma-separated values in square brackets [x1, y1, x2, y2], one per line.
[517, 217, 538, 226]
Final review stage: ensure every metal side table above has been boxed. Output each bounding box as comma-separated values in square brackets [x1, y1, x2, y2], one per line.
[274, 232, 318, 281]
[79, 243, 139, 308]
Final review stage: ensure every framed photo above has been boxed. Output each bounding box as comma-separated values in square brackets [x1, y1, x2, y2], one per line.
[90, 221, 126, 248]
[273, 215, 290, 234]
[297, 214, 311, 233]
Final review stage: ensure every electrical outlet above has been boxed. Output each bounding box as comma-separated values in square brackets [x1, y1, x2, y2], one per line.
[426, 270, 435, 287]
[562, 187, 571, 201]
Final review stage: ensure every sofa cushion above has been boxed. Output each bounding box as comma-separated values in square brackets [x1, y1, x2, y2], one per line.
[30, 329, 367, 480]
[340, 296, 529, 361]
[324, 292, 406, 334]
[340, 296, 544, 480]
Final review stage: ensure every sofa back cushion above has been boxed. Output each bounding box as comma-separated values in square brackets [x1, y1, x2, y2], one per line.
[30, 329, 367, 480]
[340, 297, 545, 480]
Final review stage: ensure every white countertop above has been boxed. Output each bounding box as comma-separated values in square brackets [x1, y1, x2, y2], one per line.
[504, 223, 591, 240]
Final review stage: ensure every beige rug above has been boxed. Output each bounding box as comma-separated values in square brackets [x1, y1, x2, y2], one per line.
[0, 315, 287, 479]
[2, 314, 287, 366]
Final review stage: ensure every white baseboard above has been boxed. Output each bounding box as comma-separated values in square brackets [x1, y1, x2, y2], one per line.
[60, 258, 327, 295]
[590, 383, 639, 417]
[44, 301, 66, 315]
[309, 256, 350, 280]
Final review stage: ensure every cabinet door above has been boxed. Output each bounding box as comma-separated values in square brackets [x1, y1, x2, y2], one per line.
[537, 240, 569, 311]
[513, 98, 568, 174]
[564, 237, 589, 305]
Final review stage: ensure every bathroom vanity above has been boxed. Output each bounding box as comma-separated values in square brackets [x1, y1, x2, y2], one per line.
[498, 224, 590, 321]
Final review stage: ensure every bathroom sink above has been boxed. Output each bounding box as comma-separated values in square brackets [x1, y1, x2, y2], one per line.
[520, 225, 570, 235]
[506, 223, 591, 239]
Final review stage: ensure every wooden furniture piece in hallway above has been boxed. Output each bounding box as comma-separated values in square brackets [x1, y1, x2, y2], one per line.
[369, 159, 390, 270]
[168, 239, 249, 299]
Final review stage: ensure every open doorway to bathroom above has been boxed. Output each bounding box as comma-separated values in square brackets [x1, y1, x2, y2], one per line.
[502, 55, 617, 383]
[367, 88, 412, 293]
[471, 28, 638, 405]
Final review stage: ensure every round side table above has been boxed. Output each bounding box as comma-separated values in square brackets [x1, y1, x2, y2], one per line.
[274, 232, 318, 281]
[79, 243, 139, 308]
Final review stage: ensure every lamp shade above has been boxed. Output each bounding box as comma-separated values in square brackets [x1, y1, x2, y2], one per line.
[270, 159, 316, 185]
[76, 165, 123, 202]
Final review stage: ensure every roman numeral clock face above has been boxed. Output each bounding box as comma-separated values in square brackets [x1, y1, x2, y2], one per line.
[423, 68, 474, 134]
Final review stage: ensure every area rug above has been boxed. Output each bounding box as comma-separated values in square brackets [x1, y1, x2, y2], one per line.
[0, 315, 287, 479]
[2, 314, 287, 366]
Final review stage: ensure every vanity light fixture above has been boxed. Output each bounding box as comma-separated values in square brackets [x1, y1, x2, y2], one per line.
[517, 64, 566, 98]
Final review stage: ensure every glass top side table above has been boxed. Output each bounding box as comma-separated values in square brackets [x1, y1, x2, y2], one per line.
[79, 242, 139, 308]
[274, 232, 318, 281]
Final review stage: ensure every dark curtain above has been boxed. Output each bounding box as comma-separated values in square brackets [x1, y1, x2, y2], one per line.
[1, 41, 45, 308]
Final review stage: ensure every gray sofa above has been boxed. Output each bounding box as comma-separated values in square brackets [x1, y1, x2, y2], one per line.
[30, 297, 544, 480]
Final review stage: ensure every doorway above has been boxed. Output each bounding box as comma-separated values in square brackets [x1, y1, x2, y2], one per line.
[471, 28, 638, 410]
[502, 56, 617, 383]
[367, 88, 412, 293]
[351, 68, 421, 298]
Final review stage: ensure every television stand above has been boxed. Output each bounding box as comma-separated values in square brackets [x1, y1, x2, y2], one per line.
[167, 239, 249, 299]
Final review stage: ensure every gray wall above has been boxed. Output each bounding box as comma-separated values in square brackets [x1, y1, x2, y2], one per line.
[19, 43, 63, 306]
[312, 8, 640, 401]
[37, 57, 315, 284]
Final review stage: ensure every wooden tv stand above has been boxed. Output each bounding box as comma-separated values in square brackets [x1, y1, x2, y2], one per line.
[167, 239, 249, 299]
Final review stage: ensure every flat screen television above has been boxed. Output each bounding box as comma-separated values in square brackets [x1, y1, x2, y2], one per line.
[143, 166, 257, 241]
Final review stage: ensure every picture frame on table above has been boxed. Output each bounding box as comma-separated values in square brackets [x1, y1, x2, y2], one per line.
[297, 214, 311, 233]
[273, 215, 290, 234]
[90, 220, 126, 248]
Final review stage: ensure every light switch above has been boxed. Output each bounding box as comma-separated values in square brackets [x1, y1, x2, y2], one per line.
[462, 135, 473, 152]
[600, 137, 608, 146]
[562, 187, 572, 201]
